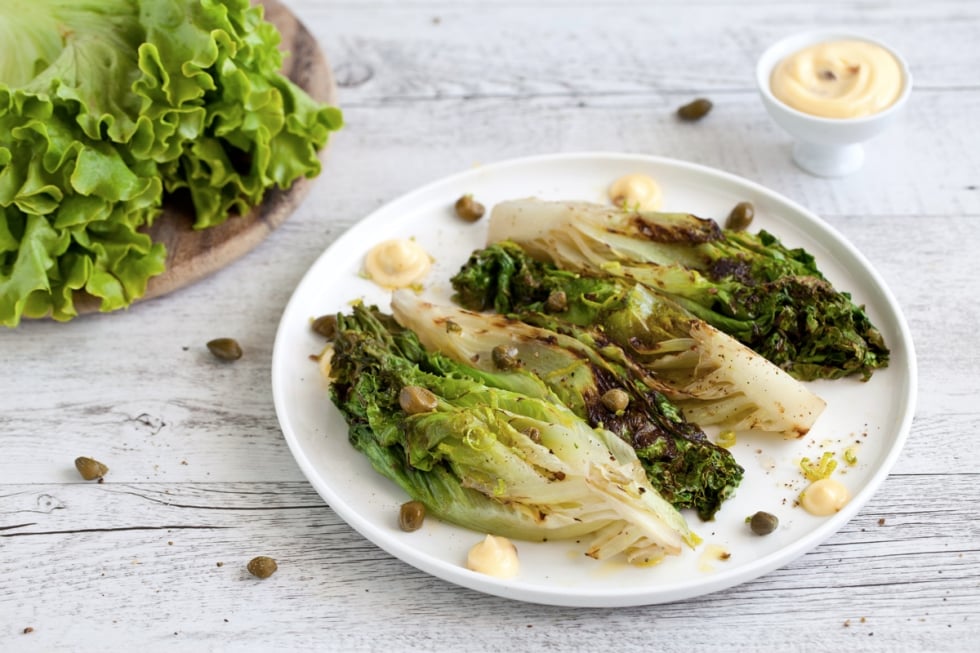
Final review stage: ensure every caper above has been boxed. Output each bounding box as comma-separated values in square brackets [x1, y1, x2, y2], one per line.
[207, 337, 243, 361]
[454, 194, 485, 222]
[311, 314, 338, 339]
[246, 556, 278, 579]
[74, 456, 108, 481]
[725, 201, 755, 231]
[544, 290, 568, 313]
[600, 388, 630, 413]
[398, 500, 426, 532]
[399, 385, 438, 414]
[749, 511, 779, 536]
[677, 97, 713, 121]
[492, 344, 520, 370]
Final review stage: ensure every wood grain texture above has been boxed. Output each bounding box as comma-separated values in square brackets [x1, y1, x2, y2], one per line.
[75, 0, 338, 314]
[0, 477, 976, 651]
[2, 0, 979, 650]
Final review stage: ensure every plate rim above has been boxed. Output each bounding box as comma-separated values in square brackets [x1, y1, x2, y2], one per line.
[271, 150, 918, 607]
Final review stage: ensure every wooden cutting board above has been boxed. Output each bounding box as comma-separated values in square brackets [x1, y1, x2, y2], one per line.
[75, 0, 337, 314]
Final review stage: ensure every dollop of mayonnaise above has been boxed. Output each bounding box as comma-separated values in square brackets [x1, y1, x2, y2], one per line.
[770, 40, 904, 119]
[608, 173, 662, 211]
[466, 534, 519, 578]
[800, 478, 850, 516]
[363, 239, 432, 289]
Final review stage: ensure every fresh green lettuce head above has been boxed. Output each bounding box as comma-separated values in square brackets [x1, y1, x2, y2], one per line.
[0, 0, 342, 326]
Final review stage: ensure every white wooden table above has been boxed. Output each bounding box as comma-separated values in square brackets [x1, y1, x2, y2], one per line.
[3, 1, 978, 650]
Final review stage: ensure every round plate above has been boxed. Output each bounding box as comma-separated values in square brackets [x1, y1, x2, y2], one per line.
[271, 152, 916, 607]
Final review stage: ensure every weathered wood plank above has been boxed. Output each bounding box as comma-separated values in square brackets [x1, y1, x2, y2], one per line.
[293, 92, 980, 221]
[0, 476, 975, 650]
[2, 0, 978, 649]
[283, 0, 980, 99]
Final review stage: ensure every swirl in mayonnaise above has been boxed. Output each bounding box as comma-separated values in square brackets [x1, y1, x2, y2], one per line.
[363, 239, 432, 289]
[770, 40, 904, 119]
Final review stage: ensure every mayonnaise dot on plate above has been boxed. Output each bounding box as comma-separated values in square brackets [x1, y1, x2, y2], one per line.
[363, 238, 432, 289]
[800, 478, 850, 516]
[608, 173, 662, 211]
[466, 534, 519, 578]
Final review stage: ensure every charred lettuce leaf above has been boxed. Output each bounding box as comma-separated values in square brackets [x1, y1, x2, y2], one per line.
[451, 242, 826, 438]
[485, 199, 888, 380]
[391, 290, 744, 520]
[327, 303, 698, 564]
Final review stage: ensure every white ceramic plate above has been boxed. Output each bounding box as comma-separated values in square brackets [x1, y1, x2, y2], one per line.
[271, 152, 916, 607]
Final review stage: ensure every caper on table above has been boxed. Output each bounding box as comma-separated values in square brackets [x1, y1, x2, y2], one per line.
[246, 556, 278, 579]
[399, 385, 439, 414]
[399, 500, 426, 532]
[207, 337, 243, 361]
[749, 511, 779, 535]
[677, 98, 713, 121]
[726, 201, 755, 231]
[454, 194, 486, 222]
[75, 456, 108, 481]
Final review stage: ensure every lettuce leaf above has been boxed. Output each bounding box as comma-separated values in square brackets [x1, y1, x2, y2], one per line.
[137, 0, 342, 226]
[0, 0, 342, 326]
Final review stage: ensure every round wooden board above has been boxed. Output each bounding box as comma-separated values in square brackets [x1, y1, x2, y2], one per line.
[74, 0, 337, 314]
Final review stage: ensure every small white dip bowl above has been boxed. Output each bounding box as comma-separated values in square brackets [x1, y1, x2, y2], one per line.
[756, 30, 913, 177]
